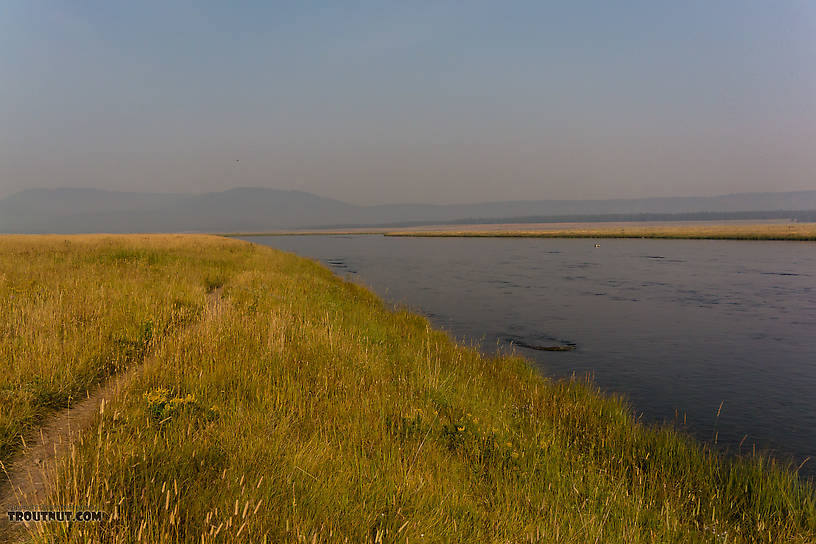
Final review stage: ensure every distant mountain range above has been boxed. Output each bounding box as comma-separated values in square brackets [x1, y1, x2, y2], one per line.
[1, 187, 815, 233]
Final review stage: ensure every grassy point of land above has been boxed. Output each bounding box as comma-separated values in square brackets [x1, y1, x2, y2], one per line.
[1, 234, 814, 543]
[219, 230, 386, 237]
[384, 223, 816, 241]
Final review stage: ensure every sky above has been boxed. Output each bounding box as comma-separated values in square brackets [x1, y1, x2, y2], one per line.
[1, 1, 815, 205]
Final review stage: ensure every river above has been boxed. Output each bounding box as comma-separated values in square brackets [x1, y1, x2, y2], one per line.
[245, 235, 816, 477]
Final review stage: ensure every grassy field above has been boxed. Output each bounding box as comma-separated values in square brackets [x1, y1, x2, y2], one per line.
[1, 235, 814, 543]
[0, 235, 230, 468]
[384, 223, 816, 241]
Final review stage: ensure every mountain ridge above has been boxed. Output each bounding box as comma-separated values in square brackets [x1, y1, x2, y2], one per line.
[1, 187, 815, 233]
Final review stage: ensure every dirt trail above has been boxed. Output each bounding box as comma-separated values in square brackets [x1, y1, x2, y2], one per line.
[0, 368, 139, 541]
[0, 288, 223, 542]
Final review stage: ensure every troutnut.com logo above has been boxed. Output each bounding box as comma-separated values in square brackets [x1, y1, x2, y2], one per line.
[6, 509, 105, 522]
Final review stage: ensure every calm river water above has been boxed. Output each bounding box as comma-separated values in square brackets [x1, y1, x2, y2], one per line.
[245, 235, 816, 476]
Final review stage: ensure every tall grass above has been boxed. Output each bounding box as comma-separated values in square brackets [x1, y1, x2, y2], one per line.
[2, 235, 813, 542]
[0, 235, 223, 466]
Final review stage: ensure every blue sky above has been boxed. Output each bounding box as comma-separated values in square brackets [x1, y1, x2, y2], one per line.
[1, 1, 814, 204]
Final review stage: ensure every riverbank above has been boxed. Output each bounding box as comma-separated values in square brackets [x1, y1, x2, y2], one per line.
[220, 221, 816, 241]
[384, 222, 816, 241]
[2, 235, 814, 543]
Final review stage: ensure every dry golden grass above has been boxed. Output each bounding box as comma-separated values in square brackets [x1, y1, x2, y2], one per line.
[386, 222, 816, 240]
[0, 234, 234, 465]
[0, 235, 813, 543]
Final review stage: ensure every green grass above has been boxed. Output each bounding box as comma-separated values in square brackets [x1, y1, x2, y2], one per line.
[2, 235, 814, 543]
[0, 235, 224, 467]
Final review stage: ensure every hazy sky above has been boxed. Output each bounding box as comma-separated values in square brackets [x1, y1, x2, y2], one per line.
[2, 1, 815, 205]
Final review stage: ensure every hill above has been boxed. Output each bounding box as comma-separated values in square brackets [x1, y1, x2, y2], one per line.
[1, 187, 815, 233]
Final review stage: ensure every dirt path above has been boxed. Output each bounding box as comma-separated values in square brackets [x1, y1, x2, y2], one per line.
[0, 368, 140, 541]
[0, 288, 223, 542]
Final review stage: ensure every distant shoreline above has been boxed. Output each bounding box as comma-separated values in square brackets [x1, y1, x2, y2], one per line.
[222, 220, 816, 241]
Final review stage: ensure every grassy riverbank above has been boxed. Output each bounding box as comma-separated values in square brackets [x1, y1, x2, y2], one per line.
[2, 235, 814, 543]
[385, 223, 816, 241]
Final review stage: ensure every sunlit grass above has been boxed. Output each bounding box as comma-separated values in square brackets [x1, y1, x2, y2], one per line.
[2, 235, 814, 542]
[0, 235, 233, 466]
